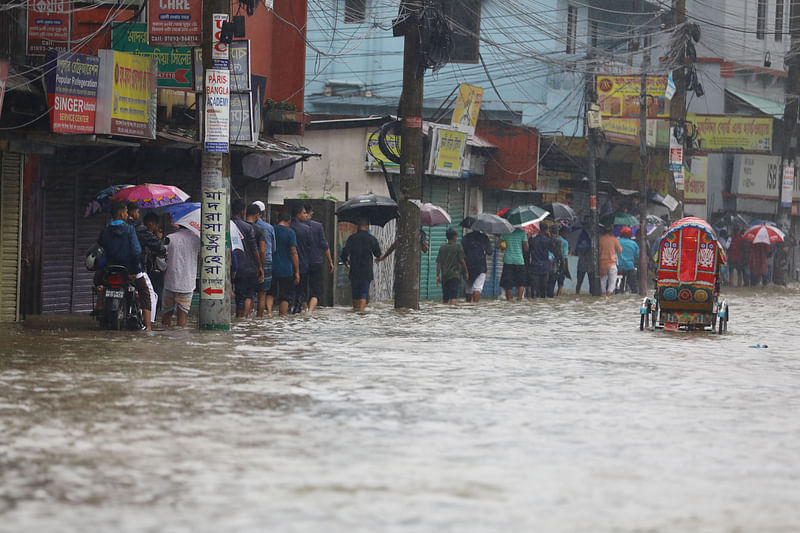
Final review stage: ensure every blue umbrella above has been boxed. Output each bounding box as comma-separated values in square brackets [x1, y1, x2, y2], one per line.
[164, 202, 200, 221]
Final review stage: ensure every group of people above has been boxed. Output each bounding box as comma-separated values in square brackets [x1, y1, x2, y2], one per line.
[721, 226, 792, 287]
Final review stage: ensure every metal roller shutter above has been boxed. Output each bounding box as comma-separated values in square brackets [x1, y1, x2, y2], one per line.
[420, 177, 466, 301]
[0, 153, 23, 322]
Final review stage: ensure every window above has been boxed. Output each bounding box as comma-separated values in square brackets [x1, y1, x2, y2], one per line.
[566, 5, 577, 54]
[776, 0, 785, 41]
[344, 0, 366, 23]
[757, 0, 767, 40]
[590, 20, 598, 49]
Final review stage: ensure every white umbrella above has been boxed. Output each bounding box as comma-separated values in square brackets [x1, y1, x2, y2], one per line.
[168, 203, 244, 251]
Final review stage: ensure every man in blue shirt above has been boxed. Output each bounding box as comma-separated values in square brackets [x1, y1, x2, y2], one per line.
[251, 201, 275, 317]
[304, 203, 335, 313]
[617, 226, 640, 293]
[269, 211, 300, 317]
[290, 204, 313, 313]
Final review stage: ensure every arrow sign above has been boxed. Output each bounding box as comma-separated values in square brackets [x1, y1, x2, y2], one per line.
[174, 69, 189, 84]
[203, 287, 223, 295]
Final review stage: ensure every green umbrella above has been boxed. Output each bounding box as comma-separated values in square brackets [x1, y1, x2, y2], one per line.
[501, 204, 549, 227]
[600, 212, 639, 227]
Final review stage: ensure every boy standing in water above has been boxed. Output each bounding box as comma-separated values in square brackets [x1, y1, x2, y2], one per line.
[436, 228, 468, 304]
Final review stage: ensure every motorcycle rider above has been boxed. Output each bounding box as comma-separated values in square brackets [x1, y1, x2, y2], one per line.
[94, 199, 153, 330]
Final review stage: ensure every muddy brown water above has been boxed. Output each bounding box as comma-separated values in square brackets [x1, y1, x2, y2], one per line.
[1, 286, 799, 532]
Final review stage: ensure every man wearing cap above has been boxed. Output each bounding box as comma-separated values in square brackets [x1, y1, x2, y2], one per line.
[251, 201, 276, 317]
[616, 226, 639, 293]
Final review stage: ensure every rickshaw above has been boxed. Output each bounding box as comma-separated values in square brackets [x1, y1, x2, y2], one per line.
[640, 217, 729, 333]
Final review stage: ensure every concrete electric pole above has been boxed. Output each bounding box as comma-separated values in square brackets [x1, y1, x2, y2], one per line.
[780, 3, 800, 228]
[198, 0, 232, 330]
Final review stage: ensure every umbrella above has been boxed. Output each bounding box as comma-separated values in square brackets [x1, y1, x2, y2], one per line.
[501, 204, 549, 227]
[164, 202, 244, 251]
[84, 184, 133, 217]
[461, 213, 514, 235]
[541, 202, 576, 225]
[411, 200, 451, 226]
[113, 183, 190, 209]
[336, 194, 399, 226]
[743, 223, 785, 245]
[748, 219, 776, 228]
[600, 212, 639, 227]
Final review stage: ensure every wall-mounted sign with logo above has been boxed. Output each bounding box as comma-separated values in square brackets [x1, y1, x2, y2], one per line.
[204, 69, 230, 153]
[148, 0, 202, 47]
[596, 75, 669, 118]
[732, 154, 781, 198]
[45, 50, 99, 134]
[96, 50, 158, 139]
[113, 23, 193, 89]
[27, 0, 71, 56]
[212, 14, 229, 70]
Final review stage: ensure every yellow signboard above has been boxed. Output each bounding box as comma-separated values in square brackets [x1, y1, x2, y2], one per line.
[452, 83, 483, 129]
[96, 50, 157, 139]
[431, 127, 467, 178]
[596, 75, 669, 118]
[365, 131, 400, 173]
[689, 114, 773, 152]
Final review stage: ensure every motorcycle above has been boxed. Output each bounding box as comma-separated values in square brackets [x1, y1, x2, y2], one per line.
[95, 265, 144, 331]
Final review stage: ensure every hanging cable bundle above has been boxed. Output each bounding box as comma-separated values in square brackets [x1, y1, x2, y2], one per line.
[416, 2, 454, 75]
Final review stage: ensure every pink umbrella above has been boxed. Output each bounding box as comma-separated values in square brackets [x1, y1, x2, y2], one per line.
[743, 223, 785, 245]
[411, 200, 451, 226]
[113, 183, 189, 209]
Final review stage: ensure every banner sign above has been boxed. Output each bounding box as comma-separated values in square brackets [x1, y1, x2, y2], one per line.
[685, 155, 707, 203]
[96, 50, 158, 139]
[230, 92, 255, 144]
[204, 69, 230, 153]
[451, 83, 483, 134]
[212, 14, 229, 70]
[0, 61, 8, 120]
[429, 126, 467, 178]
[596, 75, 669, 118]
[689, 114, 773, 152]
[365, 131, 400, 173]
[112, 23, 192, 89]
[147, 0, 202, 47]
[27, 0, 70, 56]
[45, 50, 99, 134]
[200, 183, 227, 300]
[781, 163, 794, 207]
[670, 126, 684, 191]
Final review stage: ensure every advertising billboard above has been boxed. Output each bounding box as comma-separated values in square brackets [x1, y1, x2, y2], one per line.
[113, 23, 193, 89]
[596, 75, 669, 118]
[148, 0, 202, 47]
[96, 50, 158, 139]
[45, 50, 100, 134]
[27, 0, 70, 56]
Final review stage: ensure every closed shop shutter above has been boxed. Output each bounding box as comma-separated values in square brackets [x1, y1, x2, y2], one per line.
[42, 175, 107, 313]
[0, 153, 23, 322]
[420, 177, 466, 301]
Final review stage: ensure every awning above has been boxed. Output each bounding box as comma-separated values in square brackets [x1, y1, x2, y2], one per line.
[726, 89, 784, 118]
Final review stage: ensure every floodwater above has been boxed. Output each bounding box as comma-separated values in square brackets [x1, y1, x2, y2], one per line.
[1, 286, 799, 533]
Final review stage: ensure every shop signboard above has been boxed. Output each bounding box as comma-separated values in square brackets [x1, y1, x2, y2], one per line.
[732, 154, 781, 198]
[689, 114, 773, 153]
[45, 50, 99, 134]
[781, 162, 794, 207]
[230, 92, 255, 145]
[204, 69, 230, 153]
[684, 155, 707, 203]
[0, 61, 8, 119]
[96, 50, 158, 139]
[27, 0, 70, 56]
[230, 41, 251, 92]
[199, 182, 226, 300]
[147, 0, 202, 47]
[212, 14, 229, 70]
[596, 75, 669, 118]
[428, 126, 467, 178]
[113, 23, 193, 89]
[451, 83, 483, 134]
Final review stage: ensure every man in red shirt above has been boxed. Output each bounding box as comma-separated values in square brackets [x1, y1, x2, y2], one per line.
[727, 226, 747, 287]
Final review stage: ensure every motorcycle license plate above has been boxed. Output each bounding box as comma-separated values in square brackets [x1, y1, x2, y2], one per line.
[106, 289, 124, 299]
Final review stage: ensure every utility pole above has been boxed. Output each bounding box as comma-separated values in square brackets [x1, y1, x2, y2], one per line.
[199, 0, 231, 330]
[779, 2, 800, 229]
[585, 69, 601, 296]
[670, 0, 686, 219]
[394, 1, 424, 310]
[638, 65, 649, 296]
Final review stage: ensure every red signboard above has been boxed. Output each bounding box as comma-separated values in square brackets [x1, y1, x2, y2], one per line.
[27, 0, 71, 56]
[45, 51, 99, 134]
[148, 0, 202, 46]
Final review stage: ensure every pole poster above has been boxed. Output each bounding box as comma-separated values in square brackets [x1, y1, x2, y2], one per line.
[204, 69, 230, 153]
[148, 0, 202, 47]
[200, 182, 227, 300]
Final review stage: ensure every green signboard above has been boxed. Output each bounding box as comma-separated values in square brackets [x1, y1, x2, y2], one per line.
[112, 23, 192, 89]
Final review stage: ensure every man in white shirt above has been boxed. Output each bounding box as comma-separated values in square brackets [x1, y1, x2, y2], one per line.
[161, 225, 201, 327]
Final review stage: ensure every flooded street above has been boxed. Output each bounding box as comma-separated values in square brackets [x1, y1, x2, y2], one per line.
[1, 287, 800, 532]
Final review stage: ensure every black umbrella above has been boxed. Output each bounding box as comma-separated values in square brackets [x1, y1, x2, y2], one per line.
[461, 213, 514, 235]
[541, 202, 576, 225]
[336, 194, 399, 226]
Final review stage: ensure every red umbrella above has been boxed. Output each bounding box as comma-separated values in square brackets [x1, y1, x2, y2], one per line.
[743, 224, 785, 245]
[113, 183, 190, 209]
